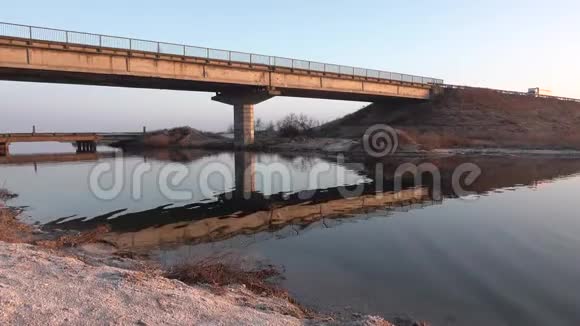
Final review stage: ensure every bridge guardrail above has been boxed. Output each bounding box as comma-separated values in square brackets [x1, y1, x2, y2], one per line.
[441, 84, 580, 103]
[0, 22, 444, 86]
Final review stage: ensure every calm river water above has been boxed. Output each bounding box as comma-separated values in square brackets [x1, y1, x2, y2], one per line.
[2, 143, 580, 326]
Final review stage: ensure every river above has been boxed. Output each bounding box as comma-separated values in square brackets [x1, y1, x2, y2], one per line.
[2, 143, 580, 326]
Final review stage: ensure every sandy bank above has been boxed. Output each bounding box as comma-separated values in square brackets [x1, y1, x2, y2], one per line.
[0, 242, 309, 325]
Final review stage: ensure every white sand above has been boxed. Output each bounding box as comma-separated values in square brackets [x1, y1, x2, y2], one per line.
[0, 242, 304, 326]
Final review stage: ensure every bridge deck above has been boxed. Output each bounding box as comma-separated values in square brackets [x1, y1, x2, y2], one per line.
[0, 22, 440, 102]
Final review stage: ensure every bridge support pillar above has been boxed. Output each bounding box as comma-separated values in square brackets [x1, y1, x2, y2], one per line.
[212, 88, 278, 147]
[0, 143, 8, 156]
[233, 104, 255, 147]
[76, 141, 97, 153]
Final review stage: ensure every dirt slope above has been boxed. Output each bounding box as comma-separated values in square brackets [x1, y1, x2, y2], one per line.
[112, 126, 231, 149]
[319, 87, 580, 149]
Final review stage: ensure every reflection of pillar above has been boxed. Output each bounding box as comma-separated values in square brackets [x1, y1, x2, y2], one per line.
[234, 151, 256, 198]
[233, 104, 255, 147]
[0, 142, 8, 156]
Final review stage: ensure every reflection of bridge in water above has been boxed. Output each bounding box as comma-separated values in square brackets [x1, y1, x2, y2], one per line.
[47, 183, 435, 251]
[0, 151, 118, 165]
[41, 150, 438, 251]
[38, 151, 580, 252]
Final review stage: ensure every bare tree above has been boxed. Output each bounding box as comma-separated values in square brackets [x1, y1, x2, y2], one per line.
[276, 113, 320, 138]
[255, 118, 264, 132]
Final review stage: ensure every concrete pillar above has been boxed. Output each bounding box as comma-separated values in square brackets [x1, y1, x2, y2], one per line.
[212, 88, 277, 147]
[233, 104, 255, 147]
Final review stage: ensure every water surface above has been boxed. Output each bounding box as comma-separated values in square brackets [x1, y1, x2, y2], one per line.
[2, 144, 580, 326]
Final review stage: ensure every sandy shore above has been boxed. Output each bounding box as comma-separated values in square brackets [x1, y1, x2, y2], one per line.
[0, 241, 399, 326]
[0, 242, 308, 325]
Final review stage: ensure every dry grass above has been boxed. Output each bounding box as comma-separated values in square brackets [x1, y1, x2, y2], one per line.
[0, 188, 32, 243]
[164, 258, 313, 318]
[35, 225, 111, 249]
[0, 206, 111, 249]
[0, 207, 33, 243]
[165, 258, 285, 297]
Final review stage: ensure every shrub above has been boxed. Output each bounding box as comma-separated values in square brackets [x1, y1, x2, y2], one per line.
[276, 113, 320, 138]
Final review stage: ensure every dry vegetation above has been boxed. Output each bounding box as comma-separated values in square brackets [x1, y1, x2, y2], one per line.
[0, 188, 31, 243]
[35, 225, 111, 249]
[0, 187, 111, 248]
[164, 258, 313, 319]
[0, 207, 33, 243]
[275, 113, 320, 138]
[165, 258, 285, 297]
[0, 210, 111, 249]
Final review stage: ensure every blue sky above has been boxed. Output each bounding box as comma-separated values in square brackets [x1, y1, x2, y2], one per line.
[1, 0, 579, 132]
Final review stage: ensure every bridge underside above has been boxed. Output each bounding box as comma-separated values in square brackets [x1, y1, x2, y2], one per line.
[0, 67, 428, 103]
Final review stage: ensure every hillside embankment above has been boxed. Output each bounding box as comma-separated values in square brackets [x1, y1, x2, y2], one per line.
[111, 126, 232, 149]
[319, 87, 580, 151]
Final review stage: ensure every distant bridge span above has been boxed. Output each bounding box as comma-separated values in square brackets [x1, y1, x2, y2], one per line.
[0, 22, 443, 146]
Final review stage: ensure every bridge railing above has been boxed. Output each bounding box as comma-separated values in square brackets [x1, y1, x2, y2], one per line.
[0, 22, 444, 86]
[441, 84, 580, 103]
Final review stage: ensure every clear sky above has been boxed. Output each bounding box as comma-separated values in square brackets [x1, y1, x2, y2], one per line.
[1, 0, 579, 132]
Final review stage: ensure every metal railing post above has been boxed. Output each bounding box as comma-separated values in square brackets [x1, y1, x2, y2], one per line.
[98, 35, 102, 47]
[28, 26, 32, 39]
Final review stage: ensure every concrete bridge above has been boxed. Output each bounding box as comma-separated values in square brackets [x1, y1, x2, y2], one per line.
[0, 22, 443, 146]
[0, 132, 100, 155]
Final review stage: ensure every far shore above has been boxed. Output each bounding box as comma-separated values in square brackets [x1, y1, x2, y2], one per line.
[110, 131, 580, 159]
